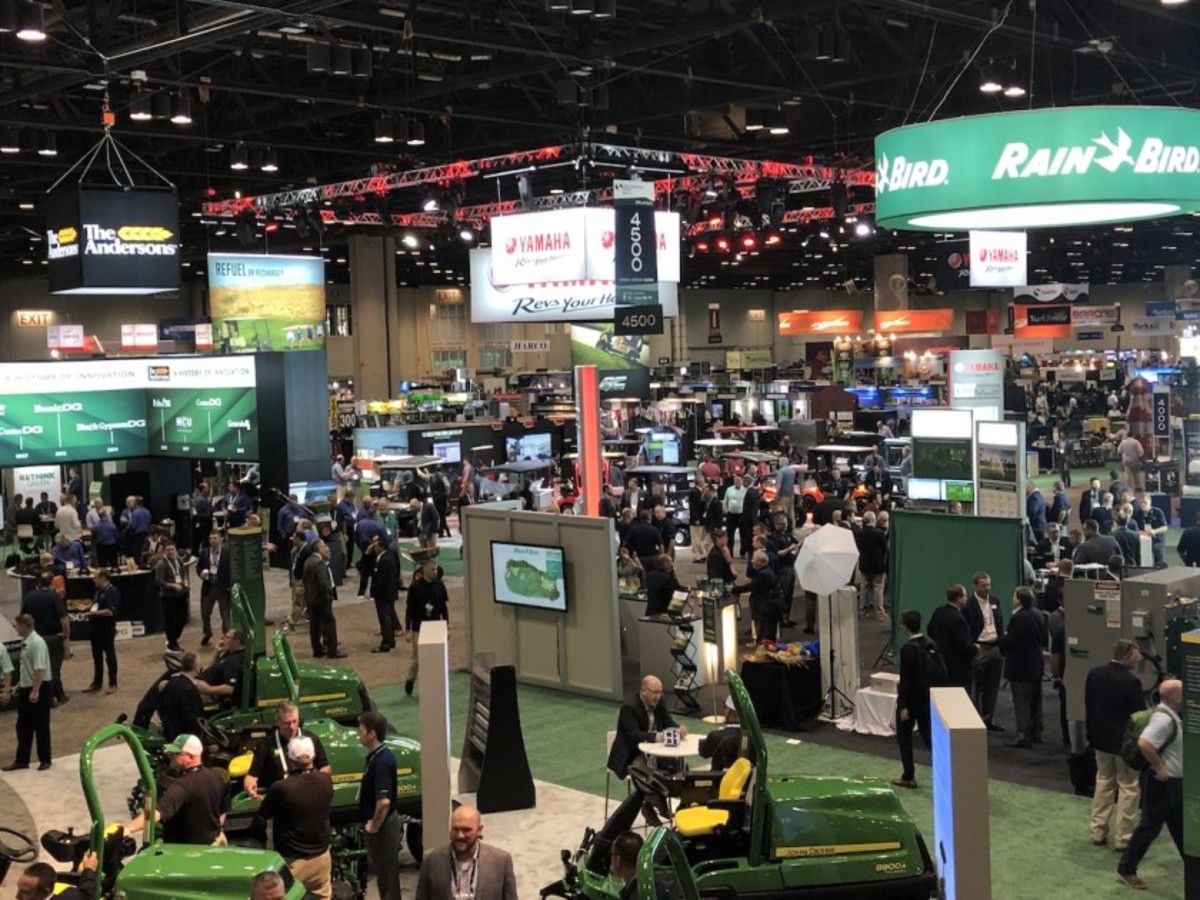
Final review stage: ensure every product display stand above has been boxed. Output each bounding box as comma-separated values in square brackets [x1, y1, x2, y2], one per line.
[818, 586, 860, 720]
[668, 613, 702, 713]
[457, 654, 536, 813]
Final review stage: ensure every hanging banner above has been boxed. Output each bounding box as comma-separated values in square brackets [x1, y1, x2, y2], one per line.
[207, 254, 326, 352]
[1012, 305, 1072, 338]
[948, 349, 1004, 416]
[969, 230, 1028, 288]
[1070, 305, 1119, 328]
[570, 323, 650, 398]
[875, 309, 954, 333]
[1013, 283, 1090, 304]
[1131, 316, 1174, 336]
[1145, 300, 1176, 318]
[510, 340, 551, 353]
[708, 303, 722, 344]
[613, 180, 658, 311]
[778, 309, 864, 336]
[46, 185, 179, 295]
[1154, 388, 1171, 441]
[932, 245, 971, 293]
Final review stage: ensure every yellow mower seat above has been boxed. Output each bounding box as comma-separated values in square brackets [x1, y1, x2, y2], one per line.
[674, 757, 752, 838]
[228, 752, 254, 780]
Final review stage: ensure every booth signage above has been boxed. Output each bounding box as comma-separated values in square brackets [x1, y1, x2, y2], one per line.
[1153, 389, 1171, 440]
[469, 248, 679, 323]
[46, 324, 85, 350]
[1131, 316, 1174, 336]
[613, 179, 658, 310]
[1012, 305, 1072, 339]
[991, 335, 1055, 356]
[16, 310, 54, 327]
[13, 465, 62, 508]
[707, 303, 722, 344]
[968, 230, 1027, 287]
[1025, 305, 1071, 326]
[45, 186, 179, 295]
[570, 323, 651, 398]
[1070, 305, 1119, 328]
[121, 323, 159, 351]
[1145, 300, 1176, 318]
[948, 349, 1004, 416]
[208, 253, 326, 352]
[510, 340, 551, 353]
[488, 208, 681, 286]
[614, 305, 664, 336]
[875, 106, 1200, 230]
[1014, 283, 1090, 304]
[1076, 331, 1103, 341]
[778, 309, 864, 336]
[875, 309, 954, 333]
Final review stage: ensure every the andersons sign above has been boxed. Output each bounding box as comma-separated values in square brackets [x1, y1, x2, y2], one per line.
[874, 106, 1200, 230]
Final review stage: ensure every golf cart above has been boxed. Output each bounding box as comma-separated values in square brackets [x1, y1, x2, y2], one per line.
[596, 331, 645, 363]
[219, 317, 273, 353]
[40, 723, 305, 899]
[370, 454, 444, 506]
[542, 671, 937, 900]
[626, 465, 695, 546]
[545, 826, 700, 900]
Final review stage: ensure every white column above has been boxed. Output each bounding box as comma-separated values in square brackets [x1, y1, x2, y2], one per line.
[418, 620, 452, 844]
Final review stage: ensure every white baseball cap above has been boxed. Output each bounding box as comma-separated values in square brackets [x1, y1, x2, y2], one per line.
[287, 736, 315, 762]
[164, 734, 204, 757]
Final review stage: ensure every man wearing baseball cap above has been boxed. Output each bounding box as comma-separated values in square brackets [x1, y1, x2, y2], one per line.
[258, 735, 335, 899]
[125, 733, 226, 846]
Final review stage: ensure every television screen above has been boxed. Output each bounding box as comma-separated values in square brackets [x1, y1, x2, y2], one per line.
[662, 442, 680, 465]
[506, 433, 553, 461]
[491, 541, 568, 612]
[432, 440, 461, 464]
[906, 478, 942, 501]
[912, 438, 973, 481]
[945, 481, 975, 503]
[288, 479, 338, 504]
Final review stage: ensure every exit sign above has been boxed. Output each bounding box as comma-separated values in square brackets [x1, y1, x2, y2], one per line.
[16, 310, 53, 327]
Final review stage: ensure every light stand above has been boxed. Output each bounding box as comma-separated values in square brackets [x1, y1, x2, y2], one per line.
[820, 592, 856, 720]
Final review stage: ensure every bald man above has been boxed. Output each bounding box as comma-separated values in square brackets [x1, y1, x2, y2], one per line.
[1117, 679, 1184, 891]
[415, 804, 517, 900]
[606, 674, 687, 826]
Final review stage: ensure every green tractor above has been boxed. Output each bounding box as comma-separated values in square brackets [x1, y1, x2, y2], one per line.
[542, 671, 937, 900]
[38, 723, 306, 899]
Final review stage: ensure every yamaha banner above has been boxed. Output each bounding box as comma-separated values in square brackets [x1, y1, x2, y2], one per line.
[46, 186, 179, 295]
[613, 179, 659, 318]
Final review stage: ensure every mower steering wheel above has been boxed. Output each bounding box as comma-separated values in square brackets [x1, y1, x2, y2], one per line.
[195, 717, 233, 752]
[0, 827, 37, 863]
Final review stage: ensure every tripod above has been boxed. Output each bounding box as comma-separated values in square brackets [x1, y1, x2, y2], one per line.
[820, 592, 856, 720]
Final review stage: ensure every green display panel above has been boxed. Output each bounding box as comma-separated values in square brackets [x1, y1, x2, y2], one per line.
[888, 510, 1023, 653]
[0, 389, 148, 465]
[1181, 629, 1200, 860]
[147, 385, 259, 459]
[228, 526, 267, 654]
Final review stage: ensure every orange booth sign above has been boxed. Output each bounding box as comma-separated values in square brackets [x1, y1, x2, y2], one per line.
[873, 309, 954, 333]
[778, 309, 864, 336]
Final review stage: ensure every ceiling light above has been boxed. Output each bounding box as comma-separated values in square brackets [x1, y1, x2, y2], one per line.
[405, 119, 426, 146]
[744, 108, 764, 132]
[329, 45, 352, 76]
[373, 116, 394, 143]
[0, 129, 20, 153]
[1004, 83, 1027, 99]
[18, 200, 34, 210]
[260, 147, 278, 172]
[16, 2, 44, 42]
[854, 221, 873, 237]
[546, 0, 571, 9]
[351, 48, 372, 79]
[570, 0, 595, 12]
[422, 193, 440, 212]
[129, 91, 152, 121]
[36, 131, 55, 156]
[979, 61, 1003, 94]
[767, 108, 789, 135]
[402, 232, 420, 248]
[593, 0, 616, 17]
[306, 43, 330, 74]
[152, 93, 171, 120]
[459, 227, 476, 243]
[170, 89, 192, 125]
[229, 144, 249, 170]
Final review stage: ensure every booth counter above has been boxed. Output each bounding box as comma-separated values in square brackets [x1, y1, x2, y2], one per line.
[6, 564, 183, 637]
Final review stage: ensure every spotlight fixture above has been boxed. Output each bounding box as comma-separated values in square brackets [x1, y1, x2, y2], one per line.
[422, 193, 440, 212]
[405, 118, 426, 146]
[1004, 80, 1027, 99]
[593, 0, 616, 17]
[854, 221, 873, 237]
[229, 144, 249, 171]
[36, 130, 55, 157]
[979, 60, 1003, 94]
[152, 93, 171, 121]
[694, 239, 710, 253]
[306, 43, 330, 74]
[744, 108, 765, 132]
[766, 107, 789, 136]
[129, 91, 152, 121]
[373, 115, 395, 144]
[402, 232, 421, 249]
[0, 128, 20, 154]
[714, 234, 732, 253]
[459, 226, 476, 244]
[329, 45, 353, 76]
[16, 2, 45, 42]
[235, 210, 258, 247]
[170, 89, 192, 125]
[545, 0, 571, 9]
[764, 231, 783, 247]
[263, 213, 280, 234]
[260, 147, 279, 172]
[570, 0, 595, 14]
[738, 231, 758, 251]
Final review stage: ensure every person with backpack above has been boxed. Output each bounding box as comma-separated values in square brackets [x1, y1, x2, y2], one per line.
[998, 586, 1046, 749]
[1117, 678, 1184, 891]
[892, 609, 942, 790]
[1084, 638, 1145, 852]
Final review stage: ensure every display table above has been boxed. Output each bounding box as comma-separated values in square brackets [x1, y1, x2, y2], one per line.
[638, 733, 703, 765]
[738, 658, 822, 731]
[6, 568, 166, 637]
[835, 687, 897, 737]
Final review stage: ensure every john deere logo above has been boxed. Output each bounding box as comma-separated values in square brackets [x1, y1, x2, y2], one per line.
[875, 152, 950, 194]
[993, 128, 1200, 179]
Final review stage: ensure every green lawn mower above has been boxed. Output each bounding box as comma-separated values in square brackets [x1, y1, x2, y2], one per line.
[542, 672, 937, 900]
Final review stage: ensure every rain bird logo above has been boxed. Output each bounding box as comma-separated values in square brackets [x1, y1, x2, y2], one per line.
[1092, 129, 1135, 172]
[874, 153, 949, 194]
[993, 127, 1200, 178]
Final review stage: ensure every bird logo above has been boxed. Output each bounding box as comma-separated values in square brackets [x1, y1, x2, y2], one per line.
[1091, 128, 1134, 173]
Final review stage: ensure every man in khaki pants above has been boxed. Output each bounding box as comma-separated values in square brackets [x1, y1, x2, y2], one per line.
[258, 736, 335, 900]
[1084, 639, 1146, 850]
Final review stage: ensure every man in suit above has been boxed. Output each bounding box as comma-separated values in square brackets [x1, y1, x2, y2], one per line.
[1079, 477, 1102, 525]
[1074, 519, 1121, 566]
[369, 533, 401, 653]
[1035, 521, 1072, 567]
[1000, 587, 1046, 748]
[1093, 492, 1115, 536]
[1025, 481, 1048, 542]
[1178, 512, 1200, 567]
[1086, 639, 1146, 852]
[1112, 506, 1142, 567]
[892, 609, 936, 790]
[963, 571, 1006, 732]
[926, 583, 976, 691]
[855, 511, 889, 618]
[153, 542, 190, 653]
[197, 531, 232, 647]
[303, 540, 345, 659]
[415, 804, 517, 900]
[606, 675, 685, 826]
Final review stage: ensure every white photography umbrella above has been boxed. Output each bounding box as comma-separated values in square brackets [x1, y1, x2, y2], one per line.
[794, 524, 859, 596]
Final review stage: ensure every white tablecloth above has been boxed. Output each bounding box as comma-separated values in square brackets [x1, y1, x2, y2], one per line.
[834, 687, 897, 737]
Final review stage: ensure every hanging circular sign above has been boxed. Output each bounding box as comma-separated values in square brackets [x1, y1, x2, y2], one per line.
[874, 106, 1200, 230]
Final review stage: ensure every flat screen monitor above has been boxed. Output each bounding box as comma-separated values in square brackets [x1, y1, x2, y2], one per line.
[661, 442, 680, 465]
[912, 437, 974, 481]
[491, 541, 568, 612]
[712, 402, 724, 420]
[432, 440, 461, 464]
[505, 433, 553, 461]
[287, 480, 338, 504]
[944, 480, 975, 503]
[906, 477, 942, 501]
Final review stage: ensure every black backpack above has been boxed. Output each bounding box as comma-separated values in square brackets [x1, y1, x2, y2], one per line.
[918, 636, 948, 687]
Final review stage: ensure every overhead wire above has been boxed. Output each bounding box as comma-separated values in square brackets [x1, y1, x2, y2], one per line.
[924, 0, 1012, 121]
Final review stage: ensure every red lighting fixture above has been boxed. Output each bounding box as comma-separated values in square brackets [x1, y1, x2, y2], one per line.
[739, 231, 758, 251]
[764, 231, 783, 247]
[714, 235, 732, 252]
[695, 239, 710, 253]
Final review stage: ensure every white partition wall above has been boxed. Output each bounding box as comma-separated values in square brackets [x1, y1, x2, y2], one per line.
[931, 687, 992, 900]
[462, 505, 623, 701]
[418, 620, 452, 845]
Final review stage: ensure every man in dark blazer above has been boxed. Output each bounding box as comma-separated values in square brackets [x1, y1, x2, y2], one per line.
[415, 804, 517, 900]
[926, 583, 976, 690]
[892, 609, 935, 790]
[1079, 477, 1102, 526]
[1085, 639, 1146, 850]
[369, 533, 401, 653]
[1000, 587, 1046, 748]
[197, 531, 232, 647]
[855, 511, 889, 618]
[1025, 481, 1048, 542]
[606, 675, 684, 826]
[962, 571, 1006, 732]
[1178, 512, 1200, 567]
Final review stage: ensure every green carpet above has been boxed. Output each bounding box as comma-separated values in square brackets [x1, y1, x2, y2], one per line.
[377, 672, 1184, 899]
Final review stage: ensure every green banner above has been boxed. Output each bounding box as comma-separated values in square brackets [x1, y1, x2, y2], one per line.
[875, 106, 1200, 230]
[0, 390, 147, 466]
[147, 385, 259, 459]
[1181, 628, 1200, 858]
[228, 526, 267, 654]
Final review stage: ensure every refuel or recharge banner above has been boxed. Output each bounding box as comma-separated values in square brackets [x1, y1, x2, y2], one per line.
[46, 186, 180, 294]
